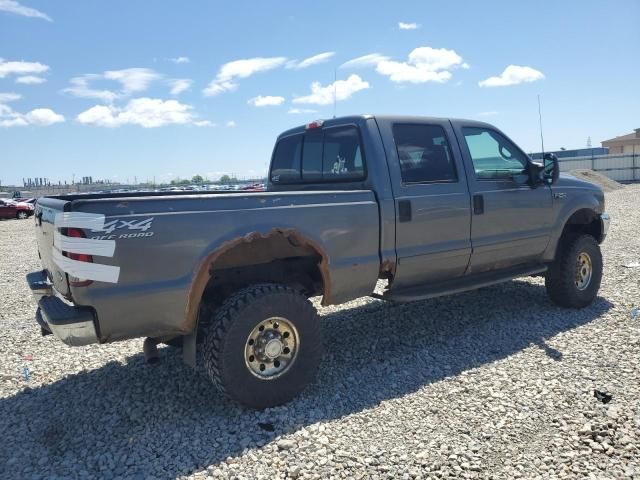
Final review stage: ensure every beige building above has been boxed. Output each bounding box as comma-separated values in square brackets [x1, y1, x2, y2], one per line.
[601, 128, 640, 154]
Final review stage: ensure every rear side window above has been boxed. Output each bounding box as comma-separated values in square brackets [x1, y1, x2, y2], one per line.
[272, 125, 366, 184]
[392, 124, 457, 183]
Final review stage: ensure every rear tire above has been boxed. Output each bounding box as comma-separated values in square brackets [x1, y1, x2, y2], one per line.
[203, 283, 323, 409]
[545, 234, 602, 308]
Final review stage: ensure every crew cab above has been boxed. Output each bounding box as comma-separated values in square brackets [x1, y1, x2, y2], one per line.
[27, 115, 609, 408]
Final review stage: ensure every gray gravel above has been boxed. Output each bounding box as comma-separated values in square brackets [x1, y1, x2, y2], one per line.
[1, 186, 639, 479]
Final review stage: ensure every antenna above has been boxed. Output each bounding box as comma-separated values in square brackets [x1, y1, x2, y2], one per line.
[537, 94, 545, 155]
[333, 68, 337, 119]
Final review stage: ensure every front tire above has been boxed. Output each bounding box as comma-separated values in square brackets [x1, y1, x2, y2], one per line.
[545, 234, 602, 308]
[203, 283, 323, 409]
[16, 211, 28, 219]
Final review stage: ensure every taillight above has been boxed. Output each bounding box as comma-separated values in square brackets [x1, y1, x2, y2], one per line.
[63, 228, 94, 287]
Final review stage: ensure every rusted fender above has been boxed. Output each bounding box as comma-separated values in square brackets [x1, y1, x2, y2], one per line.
[181, 227, 331, 333]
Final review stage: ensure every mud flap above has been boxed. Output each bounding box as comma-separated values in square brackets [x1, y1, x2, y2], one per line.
[182, 317, 198, 369]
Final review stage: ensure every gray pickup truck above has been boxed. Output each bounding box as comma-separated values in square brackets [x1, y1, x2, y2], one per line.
[27, 115, 610, 408]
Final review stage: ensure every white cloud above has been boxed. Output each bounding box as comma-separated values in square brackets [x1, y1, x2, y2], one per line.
[77, 98, 194, 128]
[203, 56, 287, 96]
[15, 75, 46, 84]
[478, 65, 545, 87]
[293, 74, 370, 105]
[226, 120, 236, 127]
[0, 92, 21, 102]
[103, 68, 160, 94]
[247, 95, 285, 107]
[170, 56, 190, 64]
[0, 101, 64, 127]
[478, 111, 498, 116]
[169, 78, 192, 95]
[64, 74, 119, 102]
[341, 47, 465, 84]
[64, 68, 161, 102]
[24, 108, 64, 125]
[0, 58, 49, 78]
[288, 108, 318, 114]
[376, 47, 465, 83]
[0, 116, 28, 127]
[193, 120, 216, 127]
[398, 22, 419, 30]
[287, 52, 335, 70]
[340, 53, 390, 69]
[0, 0, 51, 21]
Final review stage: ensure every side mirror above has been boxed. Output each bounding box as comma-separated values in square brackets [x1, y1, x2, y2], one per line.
[543, 153, 560, 185]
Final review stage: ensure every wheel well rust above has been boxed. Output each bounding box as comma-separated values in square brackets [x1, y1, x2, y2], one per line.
[182, 228, 331, 332]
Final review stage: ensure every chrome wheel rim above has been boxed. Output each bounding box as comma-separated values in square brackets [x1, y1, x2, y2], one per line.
[18, 212, 27, 219]
[244, 316, 299, 380]
[575, 252, 593, 290]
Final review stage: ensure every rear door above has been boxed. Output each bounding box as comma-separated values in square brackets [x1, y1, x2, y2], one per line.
[377, 119, 472, 289]
[452, 122, 553, 273]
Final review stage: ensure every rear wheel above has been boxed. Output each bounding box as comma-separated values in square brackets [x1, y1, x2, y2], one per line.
[203, 283, 323, 409]
[16, 211, 28, 219]
[545, 234, 602, 308]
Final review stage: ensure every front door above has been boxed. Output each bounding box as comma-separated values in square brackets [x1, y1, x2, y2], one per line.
[379, 120, 472, 289]
[453, 123, 553, 274]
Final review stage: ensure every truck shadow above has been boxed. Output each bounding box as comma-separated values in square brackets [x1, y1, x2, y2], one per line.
[0, 279, 613, 478]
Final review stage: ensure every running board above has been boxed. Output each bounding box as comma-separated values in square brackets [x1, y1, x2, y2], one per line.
[373, 264, 548, 303]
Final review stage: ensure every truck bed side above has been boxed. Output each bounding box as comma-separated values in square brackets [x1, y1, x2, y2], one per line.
[63, 190, 380, 342]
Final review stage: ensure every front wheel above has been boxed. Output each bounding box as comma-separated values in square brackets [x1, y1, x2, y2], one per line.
[203, 283, 323, 409]
[545, 234, 603, 308]
[16, 211, 28, 219]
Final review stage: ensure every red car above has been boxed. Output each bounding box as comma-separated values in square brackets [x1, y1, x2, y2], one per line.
[0, 199, 35, 219]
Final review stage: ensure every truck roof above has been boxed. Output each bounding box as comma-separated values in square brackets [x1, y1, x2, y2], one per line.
[277, 114, 495, 139]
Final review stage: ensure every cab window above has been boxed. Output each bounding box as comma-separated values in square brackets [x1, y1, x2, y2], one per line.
[270, 134, 303, 183]
[320, 126, 365, 181]
[392, 124, 457, 183]
[463, 127, 528, 179]
[271, 125, 366, 184]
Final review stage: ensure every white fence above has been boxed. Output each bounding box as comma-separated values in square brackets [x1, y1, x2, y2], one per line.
[558, 153, 639, 182]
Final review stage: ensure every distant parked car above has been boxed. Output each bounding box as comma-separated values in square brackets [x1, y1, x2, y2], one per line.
[0, 199, 35, 219]
[241, 183, 266, 191]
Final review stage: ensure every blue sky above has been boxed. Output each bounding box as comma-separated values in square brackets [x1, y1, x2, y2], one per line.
[1, 0, 638, 186]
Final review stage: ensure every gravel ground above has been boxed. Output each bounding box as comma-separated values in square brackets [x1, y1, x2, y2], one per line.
[1, 186, 639, 480]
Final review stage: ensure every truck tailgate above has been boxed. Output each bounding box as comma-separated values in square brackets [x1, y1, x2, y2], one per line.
[34, 197, 72, 297]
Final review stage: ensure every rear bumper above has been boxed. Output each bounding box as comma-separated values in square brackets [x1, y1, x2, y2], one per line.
[26, 270, 53, 301]
[27, 270, 99, 346]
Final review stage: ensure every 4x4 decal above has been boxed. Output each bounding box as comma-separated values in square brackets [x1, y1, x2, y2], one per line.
[90, 217, 155, 240]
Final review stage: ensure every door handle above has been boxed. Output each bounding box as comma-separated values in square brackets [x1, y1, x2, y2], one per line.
[473, 194, 484, 214]
[398, 199, 412, 222]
